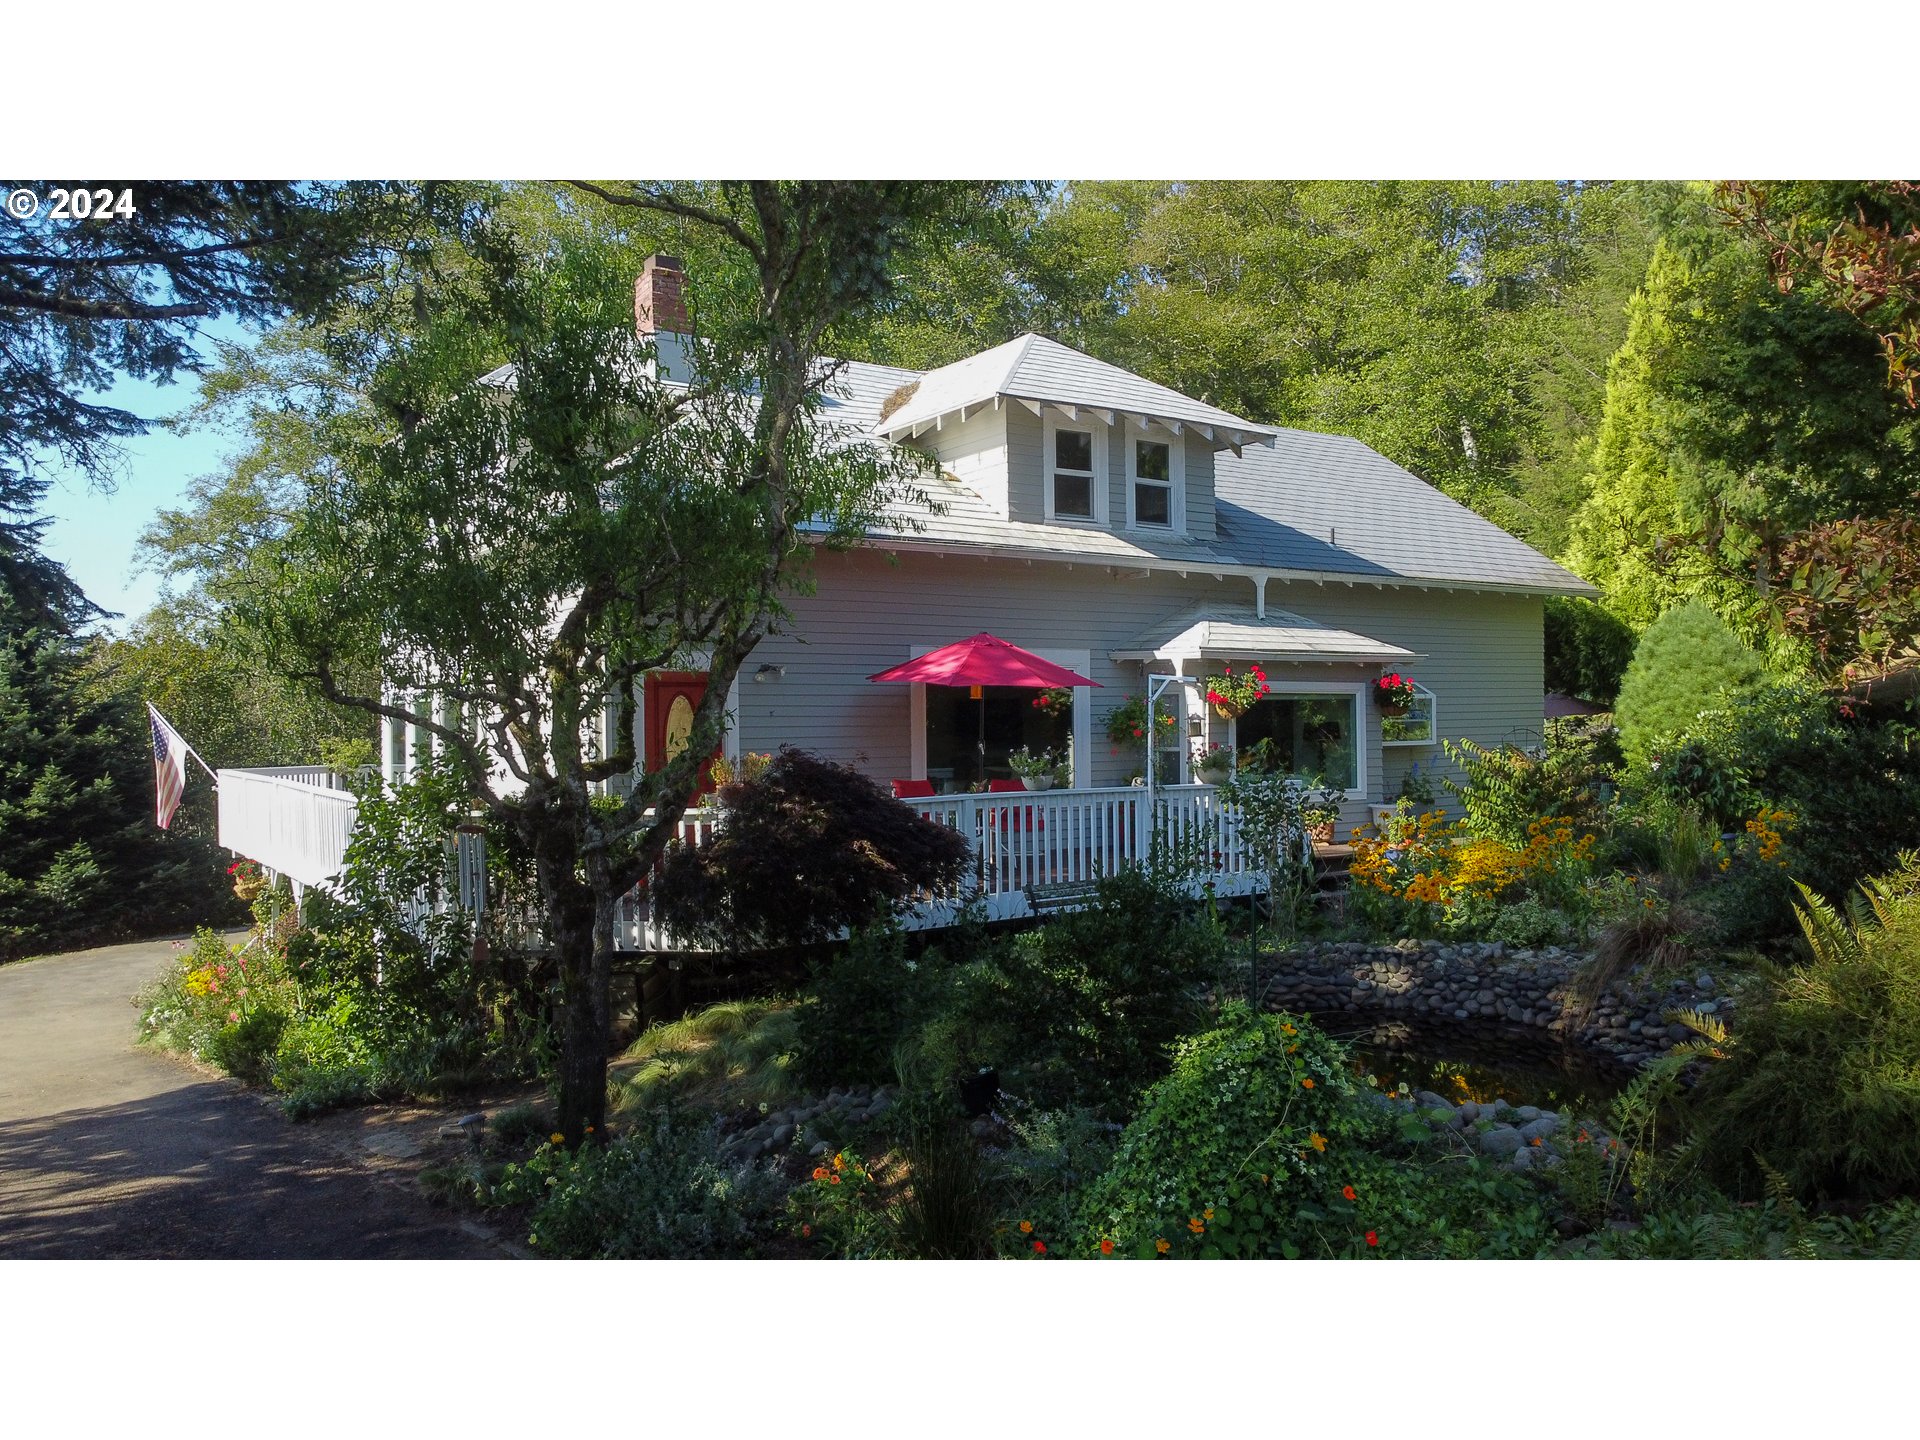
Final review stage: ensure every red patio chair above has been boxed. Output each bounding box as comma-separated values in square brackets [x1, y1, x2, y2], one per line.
[891, 778, 936, 799]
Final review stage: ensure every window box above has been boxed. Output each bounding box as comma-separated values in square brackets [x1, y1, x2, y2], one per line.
[1380, 683, 1438, 746]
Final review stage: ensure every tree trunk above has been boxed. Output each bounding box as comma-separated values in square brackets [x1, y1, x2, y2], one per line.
[538, 833, 610, 1147]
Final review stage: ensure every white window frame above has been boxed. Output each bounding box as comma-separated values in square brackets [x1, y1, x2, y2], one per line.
[1380, 682, 1439, 747]
[1043, 412, 1108, 526]
[1226, 679, 1368, 799]
[1125, 419, 1184, 533]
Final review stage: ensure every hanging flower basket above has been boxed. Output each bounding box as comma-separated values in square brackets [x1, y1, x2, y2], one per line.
[228, 860, 266, 900]
[1374, 672, 1417, 717]
[1205, 663, 1269, 722]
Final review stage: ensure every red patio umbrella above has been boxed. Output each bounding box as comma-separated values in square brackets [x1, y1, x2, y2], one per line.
[869, 633, 1099, 785]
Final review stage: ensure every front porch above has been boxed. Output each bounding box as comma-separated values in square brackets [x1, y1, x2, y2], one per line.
[216, 769, 1283, 952]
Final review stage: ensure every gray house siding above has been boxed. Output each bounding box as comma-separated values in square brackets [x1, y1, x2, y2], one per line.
[732, 547, 1544, 835]
[926, 405, 1010, 518]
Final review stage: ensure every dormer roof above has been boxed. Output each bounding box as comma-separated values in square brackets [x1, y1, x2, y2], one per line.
[872, 333, 1278, 450]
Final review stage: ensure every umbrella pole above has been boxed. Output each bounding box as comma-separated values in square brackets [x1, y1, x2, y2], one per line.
[978, 692, 987, 786]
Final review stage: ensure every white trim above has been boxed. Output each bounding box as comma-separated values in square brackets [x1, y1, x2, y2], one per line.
[1043, 411, 1108, 526]
[829, 533, 1598, 601]
[1125, 417, 1185, 534]
[1227, 679, 1368, 798]
[1380, 681, 1439, 747]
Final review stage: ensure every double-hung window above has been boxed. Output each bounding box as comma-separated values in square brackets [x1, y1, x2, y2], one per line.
[1044, 416, 1105, 526]
[1127, 423, 1183, 531]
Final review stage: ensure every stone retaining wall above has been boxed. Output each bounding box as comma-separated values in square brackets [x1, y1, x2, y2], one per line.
[1258, 939, 1733, 1069]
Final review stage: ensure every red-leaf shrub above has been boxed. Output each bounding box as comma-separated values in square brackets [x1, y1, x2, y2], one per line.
[652, 748, 970, 952]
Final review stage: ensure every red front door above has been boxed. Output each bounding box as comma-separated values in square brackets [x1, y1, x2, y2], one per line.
[645, 671, 720, 799]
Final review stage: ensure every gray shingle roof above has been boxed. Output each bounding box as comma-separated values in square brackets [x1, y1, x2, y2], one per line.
[1212, 427, 1594, 595]
[873, 334, 1277, 445]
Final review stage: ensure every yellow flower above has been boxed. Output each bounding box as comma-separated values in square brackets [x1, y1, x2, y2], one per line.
[549, 1133, 565, 1145]
[1203, 1208, 1215, 1221]
[1309, 1132, 1327, 1152]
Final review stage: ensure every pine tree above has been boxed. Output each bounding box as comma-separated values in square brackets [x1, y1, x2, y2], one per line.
[0, 598, 222, 960]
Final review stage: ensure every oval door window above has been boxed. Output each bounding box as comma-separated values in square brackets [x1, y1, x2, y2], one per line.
[664, 694, 696, 762]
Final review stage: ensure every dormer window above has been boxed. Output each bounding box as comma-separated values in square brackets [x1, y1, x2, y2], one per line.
[1045, 414, 1107, 524]
[1126, 422, 1185, 531]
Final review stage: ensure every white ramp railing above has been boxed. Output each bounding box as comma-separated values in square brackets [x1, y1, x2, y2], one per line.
[216, 767, 360, 890]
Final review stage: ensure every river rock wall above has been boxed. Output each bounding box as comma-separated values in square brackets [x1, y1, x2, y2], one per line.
[1258, 939, 1733, 1069]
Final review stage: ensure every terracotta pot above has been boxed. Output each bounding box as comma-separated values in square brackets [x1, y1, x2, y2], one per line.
[1309, 821, 1336, 845]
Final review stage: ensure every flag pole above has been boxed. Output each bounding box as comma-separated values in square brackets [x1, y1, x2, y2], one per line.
[147, 703, 220, 786]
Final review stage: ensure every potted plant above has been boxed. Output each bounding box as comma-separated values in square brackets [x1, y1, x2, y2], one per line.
[1301, 779, 1343, 846]
[1008, 745, 1062, 791]
[1193, 739, 1232, 783]
[1105, 694, 1177, 752]
[1029, 686, 1073, 720]
[1374, 672, 1417, 717]
[1205, 663, 1269, 720]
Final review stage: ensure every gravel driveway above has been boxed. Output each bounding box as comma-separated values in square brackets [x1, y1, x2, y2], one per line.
[0, 937, 504, 1259]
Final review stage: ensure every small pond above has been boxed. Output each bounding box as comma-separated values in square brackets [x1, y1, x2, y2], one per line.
[1321, 1015, 1640, 1124]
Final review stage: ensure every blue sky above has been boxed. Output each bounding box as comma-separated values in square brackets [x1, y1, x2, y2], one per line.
[37, 314, 252, 630]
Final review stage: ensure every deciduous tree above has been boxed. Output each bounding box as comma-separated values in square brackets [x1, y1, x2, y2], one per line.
[252, 183, 978, 1142]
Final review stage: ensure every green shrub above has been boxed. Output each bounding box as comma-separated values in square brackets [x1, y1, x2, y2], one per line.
[1443, 723, 1618, 849]
[1075, 1007, 1554, 1259]
[792, 924, 943, 1089]
[1690, 858, 1920, 1203]
[1613, 602, 1769, 765]
[992, 1107, 1122, 1257]
[492, 1111, 786, 1258]
[1648, 682, 1920, 903]
[207, 1007, 289, 1084]
[1489, 897, 1573, 949]
[949, 869, 1231, 1114]
[1584, 1196, 1920, 1259]
[1545, 595, 1637, 706]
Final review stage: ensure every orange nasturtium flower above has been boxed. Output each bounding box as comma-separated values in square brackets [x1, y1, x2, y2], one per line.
[812, 1167, 830, 1181]
[1309, 1132, 1327, 1152]
[1301, 1077, 1315, 1089]
[1187, 1217, 1206, 1235]
[1018, 1220, 1033, 1234]
[1155, 1238, 1171, 1254]
[1203, 1208, 1215, 1221]
[1100, 1238, 1115, 1256]
[1342, 1185, 1357, 1201]
[828, 1175, 841, 1185]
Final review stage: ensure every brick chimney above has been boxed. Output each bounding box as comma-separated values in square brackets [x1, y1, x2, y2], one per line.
[634, 254, 689, 337]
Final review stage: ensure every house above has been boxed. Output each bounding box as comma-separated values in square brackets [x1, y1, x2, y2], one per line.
[224, 254, 1596, 938]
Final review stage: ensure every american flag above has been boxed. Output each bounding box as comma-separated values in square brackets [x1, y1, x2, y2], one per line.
[148, 704, 190, 829]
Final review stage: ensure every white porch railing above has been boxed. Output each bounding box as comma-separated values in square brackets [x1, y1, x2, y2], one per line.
[219, 774, 1287, 953]
[217, 767, 360, 890]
